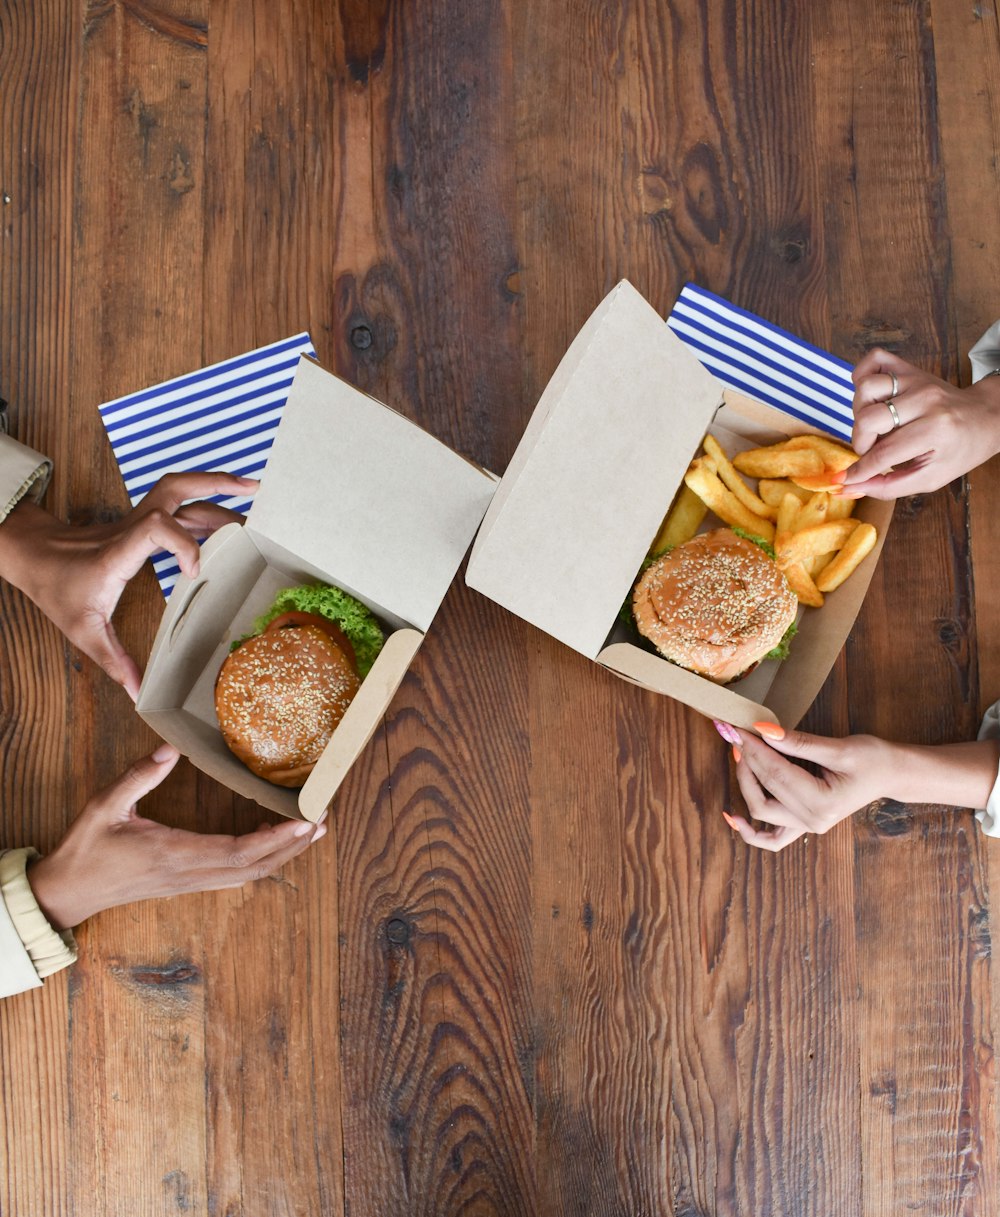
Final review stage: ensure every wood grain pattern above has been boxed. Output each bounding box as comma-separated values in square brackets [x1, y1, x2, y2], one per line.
[4, 1, 1000, 1214]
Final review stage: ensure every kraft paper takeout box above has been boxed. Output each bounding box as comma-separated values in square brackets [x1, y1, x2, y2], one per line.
[465, 280, 893, 731]
[137, 356, 498, 820]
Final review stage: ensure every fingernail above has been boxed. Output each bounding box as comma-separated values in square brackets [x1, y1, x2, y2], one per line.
[312, 823, 328, 841]
[712, 719, 741, 746]
[754, 721, 785, 740]
[722, 812, 738, 831]
[837, 489, 864, 500]
[152, 743, 176, 762]
[828, 469, 848, 484]
[236, 476, 260, 487]
[294, 821, 313, 837]
[732, 745, 742, 764]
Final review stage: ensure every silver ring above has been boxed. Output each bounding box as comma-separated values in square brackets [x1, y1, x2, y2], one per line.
[888, 370, 899, 398]
[886, 398, 901, 429]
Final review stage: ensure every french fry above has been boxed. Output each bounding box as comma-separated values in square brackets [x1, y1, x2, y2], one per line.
[684, 459, 776, 543]
[796, 491, 830, 531]
[815, 522, 878, 592]
[776, 492, 801, 549]
[826, 495, 856, 521]
[777, 518, 860, 567]
[703, 435, 778, 521]
[786, 434, 858, 471]
[782, 561, 824, 608]
[733, 443, 825, 479]
[804, 551, 836, 578]
[759, 478, 813, 508]
[651, 484, 708, 554]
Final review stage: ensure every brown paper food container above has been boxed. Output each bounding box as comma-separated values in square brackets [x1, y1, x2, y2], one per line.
[465, 280, 892, 731]
[137, 356, 498, 820]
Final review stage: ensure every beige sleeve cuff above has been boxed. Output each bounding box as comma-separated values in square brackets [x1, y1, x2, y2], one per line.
[0, 434, 52, 524]
[0, 849, 77, 979]
[969, 321, 1000, 382]
[977, 700, 1000, 837]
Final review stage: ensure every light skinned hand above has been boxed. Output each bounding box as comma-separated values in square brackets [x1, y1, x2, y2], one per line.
[718, 723, 889, 851]
[27, 745, 326, 930]
[0, 471, 257, 700]
[839, 348, 1000, 499]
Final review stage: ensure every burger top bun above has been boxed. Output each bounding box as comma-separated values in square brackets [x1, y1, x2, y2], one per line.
[632, 528, 797, 684]
[215, 614, 362, 788]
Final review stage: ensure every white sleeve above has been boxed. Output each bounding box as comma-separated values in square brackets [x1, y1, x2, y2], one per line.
[969, 321, 1000, 382]
[976, 700, 1000, 837]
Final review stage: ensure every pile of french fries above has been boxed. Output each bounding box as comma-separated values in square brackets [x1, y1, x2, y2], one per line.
[651, 433, 878, 609]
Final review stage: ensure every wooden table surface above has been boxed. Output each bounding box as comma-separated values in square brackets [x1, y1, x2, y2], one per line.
[4, 2, 1000, 1214]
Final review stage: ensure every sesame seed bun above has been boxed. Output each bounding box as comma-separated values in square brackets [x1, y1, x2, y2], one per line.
[632, 528, 797, 684]
[215, 615, 361, 787]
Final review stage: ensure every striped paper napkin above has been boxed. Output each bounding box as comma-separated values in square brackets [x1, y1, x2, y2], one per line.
[666, 283, 855, 441]
[99, 333, 316, 597]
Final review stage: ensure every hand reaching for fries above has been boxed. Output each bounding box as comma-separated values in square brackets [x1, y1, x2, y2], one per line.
[713, 720, 1000, 852]
[840, 348, 1000, 499]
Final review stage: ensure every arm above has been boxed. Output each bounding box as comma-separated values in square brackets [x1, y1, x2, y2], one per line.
[0, 470, 257, 700]
[714, 722, 1000, 852]
[0, 746, 325, 998]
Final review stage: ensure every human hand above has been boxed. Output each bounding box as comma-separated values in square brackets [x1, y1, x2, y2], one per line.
[0, 471, 256, 699]
[713, 720, 893, 851]
[838, 348, 1000, 499]
[26, 744, 326, 930]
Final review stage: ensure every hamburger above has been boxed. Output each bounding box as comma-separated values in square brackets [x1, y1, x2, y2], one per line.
[215, 583, 384, 787]
[632, 528, 797, 684]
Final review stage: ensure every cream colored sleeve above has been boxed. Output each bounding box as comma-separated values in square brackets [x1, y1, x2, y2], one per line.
[0, 849, 77, 995]
[969, 321, 1000, 382]
[976, 701, 1000, 837]
[0, 433, 52, 524]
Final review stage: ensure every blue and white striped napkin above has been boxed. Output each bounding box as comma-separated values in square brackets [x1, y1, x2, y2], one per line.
[99, 333, 316, 597]
[666, 283, 855, 441]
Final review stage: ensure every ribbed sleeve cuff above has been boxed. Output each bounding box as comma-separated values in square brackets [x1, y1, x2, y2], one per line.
[0, 435, 52, 524]
[977, 701, 1000, 837]
[0, 849, 77, 978]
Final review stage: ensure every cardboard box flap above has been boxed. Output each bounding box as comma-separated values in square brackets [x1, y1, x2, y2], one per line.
[247, 357, 499, 633]
[598, 643, 775, 728]
[298, 627, 423, 820]
[466, 280, 723, 658]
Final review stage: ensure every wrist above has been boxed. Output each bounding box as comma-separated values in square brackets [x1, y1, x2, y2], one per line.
[26, 855, 90, 932]
[969, 373, 1000, 459]
[0, 498, 56, 598]
[882, 739, 1000, 809]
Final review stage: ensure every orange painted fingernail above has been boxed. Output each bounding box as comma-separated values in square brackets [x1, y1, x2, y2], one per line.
[732, 745, 742, 764]
[754, 721, 785, 740]
[828, 469, 848, 484]
[722, 812, 738, 831]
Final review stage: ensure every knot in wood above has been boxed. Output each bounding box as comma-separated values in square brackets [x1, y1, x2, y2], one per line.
[385, 917, 411, 946]
[351, 324, 373, 351]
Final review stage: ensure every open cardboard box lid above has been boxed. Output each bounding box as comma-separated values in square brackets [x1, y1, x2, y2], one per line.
[465, 280, 892, 729]
[138, 356, 499, 818]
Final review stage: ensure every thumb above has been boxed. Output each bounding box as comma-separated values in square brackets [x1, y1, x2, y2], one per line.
[752, 722, 846, 769]
[94, 745, 181, 823]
